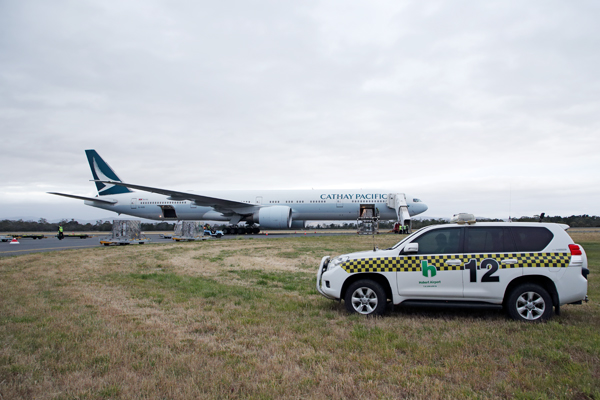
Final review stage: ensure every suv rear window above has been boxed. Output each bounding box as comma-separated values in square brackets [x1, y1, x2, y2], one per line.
[464, 227, 516, 253]
[511, 227, 554, 252]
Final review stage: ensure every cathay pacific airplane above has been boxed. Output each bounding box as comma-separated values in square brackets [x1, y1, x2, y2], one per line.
[49, 150, 428, 232]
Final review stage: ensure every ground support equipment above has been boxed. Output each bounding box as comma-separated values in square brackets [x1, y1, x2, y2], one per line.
[99, 238, 149, 246]
[100, 220, 150, 246]
[173, 236, 209, 242]
[1, 234, 47, 241]
[357, 216, 379, 235]
[56, 234, 92, 239]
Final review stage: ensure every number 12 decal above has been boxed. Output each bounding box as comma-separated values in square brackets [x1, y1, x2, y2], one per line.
[464, 259, 500, 283]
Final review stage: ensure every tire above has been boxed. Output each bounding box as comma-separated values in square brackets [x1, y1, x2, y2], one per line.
[344, 280, 387, 316]
[506, 284, 553, 322]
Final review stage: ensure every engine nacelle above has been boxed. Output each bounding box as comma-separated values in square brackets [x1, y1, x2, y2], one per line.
[290, 220, 306, 229]
[256, 206, 292, 229]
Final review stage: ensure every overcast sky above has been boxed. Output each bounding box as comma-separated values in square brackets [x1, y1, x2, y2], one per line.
[1, 0, 599, 222]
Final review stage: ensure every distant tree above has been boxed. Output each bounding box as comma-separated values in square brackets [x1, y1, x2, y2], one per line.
[141, 222, 176, 231]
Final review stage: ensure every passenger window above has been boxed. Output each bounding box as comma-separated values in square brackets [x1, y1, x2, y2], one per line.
[511, 227, 554, 252]
[411, 228, 462, 255]
[464, 227, 516, 253]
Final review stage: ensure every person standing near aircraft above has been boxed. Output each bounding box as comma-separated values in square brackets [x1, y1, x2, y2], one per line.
[58, 224, 64, 240]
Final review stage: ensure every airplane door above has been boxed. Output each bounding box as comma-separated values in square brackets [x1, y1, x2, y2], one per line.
[336, 199, 343, 208]
[130, 198, 137, 209]
[256, 196, 263, 205]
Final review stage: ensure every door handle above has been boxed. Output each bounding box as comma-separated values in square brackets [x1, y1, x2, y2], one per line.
[501, 259, 518, 264]
[445, 259, 462, 266]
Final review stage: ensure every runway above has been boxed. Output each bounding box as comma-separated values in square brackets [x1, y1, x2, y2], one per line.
[0, 231, 357, 257]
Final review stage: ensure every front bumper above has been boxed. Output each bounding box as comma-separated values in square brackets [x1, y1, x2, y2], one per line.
[316, 256, 337, 300]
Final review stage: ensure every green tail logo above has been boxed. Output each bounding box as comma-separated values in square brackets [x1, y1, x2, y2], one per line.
[421, 260, 437, 278]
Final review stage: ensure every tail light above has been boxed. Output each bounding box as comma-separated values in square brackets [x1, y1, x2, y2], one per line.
[569, 244, 582, 256]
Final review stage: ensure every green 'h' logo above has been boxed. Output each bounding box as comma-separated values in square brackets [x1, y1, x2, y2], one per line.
[421, 260, 437, 278]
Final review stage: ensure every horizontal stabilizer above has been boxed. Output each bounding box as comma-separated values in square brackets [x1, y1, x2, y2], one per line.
[48, 192, 118, 204]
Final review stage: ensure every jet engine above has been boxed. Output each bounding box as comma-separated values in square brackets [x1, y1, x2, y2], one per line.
[256, 206, 292, 229]
[290, 220, 306, 229]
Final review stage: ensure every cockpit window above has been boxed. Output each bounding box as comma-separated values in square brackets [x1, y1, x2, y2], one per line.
[413, 198, 422, 202]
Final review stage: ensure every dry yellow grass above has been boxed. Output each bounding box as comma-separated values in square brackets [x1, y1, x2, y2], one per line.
[1, 234, 598, 399]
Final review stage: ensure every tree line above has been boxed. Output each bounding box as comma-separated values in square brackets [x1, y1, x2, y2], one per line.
[511, 214, 600, 227]
[0, 215, 599, 232]
[313, 215, 600, 230]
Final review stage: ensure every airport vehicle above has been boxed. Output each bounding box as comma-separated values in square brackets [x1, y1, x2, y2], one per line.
[203, 229, 224, 238]
[316, 214, 589, 321]
[56, 233, 91, 239]
[49, 150, 428, 233]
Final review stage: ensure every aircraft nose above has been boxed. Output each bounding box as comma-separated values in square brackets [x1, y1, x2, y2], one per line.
[419, 203, 428, 214]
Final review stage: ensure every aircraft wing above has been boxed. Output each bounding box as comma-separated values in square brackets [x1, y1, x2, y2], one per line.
[94, 180, 256, 213]
[48, 192, 118, 204]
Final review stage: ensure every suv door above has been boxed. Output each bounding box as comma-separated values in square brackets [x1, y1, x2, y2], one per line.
[397, 227, 464, 298]
[462, 226, 521, 302]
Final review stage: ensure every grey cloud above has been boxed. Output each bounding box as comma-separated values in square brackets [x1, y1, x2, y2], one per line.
[0, 0, 598, 220]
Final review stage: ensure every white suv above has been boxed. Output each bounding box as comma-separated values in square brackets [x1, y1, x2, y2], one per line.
[316, 220, 589, 321]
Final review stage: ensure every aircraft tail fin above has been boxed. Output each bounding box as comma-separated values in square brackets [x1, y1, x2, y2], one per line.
[85, 149, 133, 196]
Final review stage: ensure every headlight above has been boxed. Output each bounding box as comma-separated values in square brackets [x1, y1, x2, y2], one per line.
[329, 255, 349, 269]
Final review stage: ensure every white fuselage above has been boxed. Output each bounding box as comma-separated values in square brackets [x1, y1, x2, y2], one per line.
[84, 189, 428, 223]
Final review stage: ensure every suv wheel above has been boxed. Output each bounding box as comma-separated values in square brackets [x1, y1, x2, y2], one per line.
[345, 280, 387, 316]
[506, 284, 553, 322]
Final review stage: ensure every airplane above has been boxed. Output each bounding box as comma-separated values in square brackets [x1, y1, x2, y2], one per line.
[49, 150, 428, 233]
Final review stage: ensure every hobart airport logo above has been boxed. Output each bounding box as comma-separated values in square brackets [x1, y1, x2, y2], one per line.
[419, 260, 441, 287]
[421, 260, 436, 278]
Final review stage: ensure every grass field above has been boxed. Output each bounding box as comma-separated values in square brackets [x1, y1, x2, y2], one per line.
[1, 232, 598, 399]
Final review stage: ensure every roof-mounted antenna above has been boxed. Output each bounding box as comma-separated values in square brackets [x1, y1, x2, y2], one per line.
[508, 183, 512, 222]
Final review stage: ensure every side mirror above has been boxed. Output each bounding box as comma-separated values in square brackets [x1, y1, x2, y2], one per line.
[403, 243, 419, 254]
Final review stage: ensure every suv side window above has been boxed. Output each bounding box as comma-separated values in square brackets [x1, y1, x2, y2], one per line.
[411, 227, 462, 255]
[464, 227, 516, 253]
[511, 227, 554, 252]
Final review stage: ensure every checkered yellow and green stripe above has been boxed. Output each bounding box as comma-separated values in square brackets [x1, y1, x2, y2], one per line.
[340, 253, 570, 274]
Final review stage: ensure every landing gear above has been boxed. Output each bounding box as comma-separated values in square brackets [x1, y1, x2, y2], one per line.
[223, 225, 261, 235]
